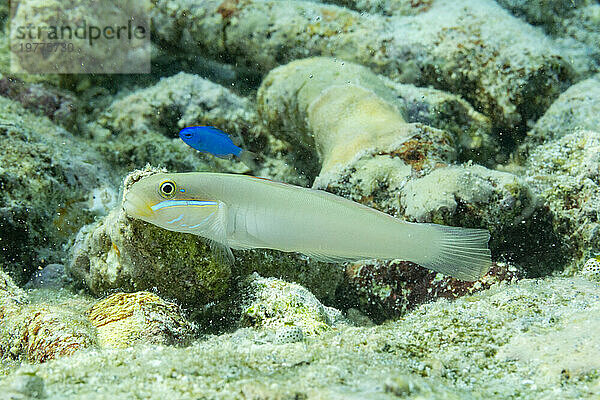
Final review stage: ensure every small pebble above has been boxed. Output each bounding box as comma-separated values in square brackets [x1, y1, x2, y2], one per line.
[274, 326, 304, 344]
[581, 257, 600, 282]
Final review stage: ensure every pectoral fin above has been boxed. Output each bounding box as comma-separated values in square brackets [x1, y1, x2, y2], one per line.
[208, 239, 235, 265]
[203, 201, 235, 265]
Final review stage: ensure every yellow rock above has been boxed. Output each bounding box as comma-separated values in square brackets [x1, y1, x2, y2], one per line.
[87, 292, 195, 348]
[258, 57, 455, 180]
[308, 84, 412, 173]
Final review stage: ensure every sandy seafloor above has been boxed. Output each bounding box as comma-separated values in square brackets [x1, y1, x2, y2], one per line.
[2, 277, 600, 399]
[2, 0, 600, 398]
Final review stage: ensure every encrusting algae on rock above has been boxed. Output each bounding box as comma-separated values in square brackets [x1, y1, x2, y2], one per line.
[0, 270, 97, 365]
[68, 166, 233, 307]
[346, 260, 521, 321]
[87, 292, 196, 348]
[240, 274, 342, 337]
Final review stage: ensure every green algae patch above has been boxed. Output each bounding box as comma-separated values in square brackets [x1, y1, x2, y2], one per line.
[68, 208, 232, 307]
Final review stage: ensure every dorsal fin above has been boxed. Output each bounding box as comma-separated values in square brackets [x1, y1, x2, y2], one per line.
[201, 126, 233, 141]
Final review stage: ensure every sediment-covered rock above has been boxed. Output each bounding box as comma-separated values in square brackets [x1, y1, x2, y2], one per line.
[0, 97, 115, 284]
[87, 292, 196, 348]
[240, 273, 343, 337]
[525, 129, 600, 273]
[521, 74, 600, 153]
[0, 74, 77, 128]
[151, 0, 572, 131]
[2, 277, 599, 398]
[496, 0, 600, 78]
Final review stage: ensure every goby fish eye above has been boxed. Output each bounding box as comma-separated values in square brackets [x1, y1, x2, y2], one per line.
[159, 180, 177, 199]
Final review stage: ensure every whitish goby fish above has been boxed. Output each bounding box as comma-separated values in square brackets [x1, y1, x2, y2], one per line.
[123, 173, 492, 281]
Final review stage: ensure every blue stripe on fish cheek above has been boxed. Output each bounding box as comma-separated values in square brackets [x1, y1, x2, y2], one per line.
[166, 214, 184, 224]
[150, 200, 219, 211]
[187, 211, 216, 229]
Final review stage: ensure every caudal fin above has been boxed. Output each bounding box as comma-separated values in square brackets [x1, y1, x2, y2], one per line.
[419, 224, 492, 281]
[238, 150, 258, 170]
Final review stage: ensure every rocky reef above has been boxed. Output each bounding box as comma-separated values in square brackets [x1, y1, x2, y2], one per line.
[0, 96, 116, 285]
[496, 0, 600, 78]
[258, 57, 559, 278]
[525, 129, 600, 273]
[151, 0, 573, 133]
[95, 72, 259, 174]
[522, 73, 600, 151]
[519, 74, 600, 273]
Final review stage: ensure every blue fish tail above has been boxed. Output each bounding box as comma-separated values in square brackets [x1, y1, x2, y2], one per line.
[238, 150, 257, 170]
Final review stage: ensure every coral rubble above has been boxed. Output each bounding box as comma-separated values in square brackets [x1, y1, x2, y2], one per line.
[1, 277, 598, 398]
[240, 273, 342, 336]
[0, 270, 97, 365]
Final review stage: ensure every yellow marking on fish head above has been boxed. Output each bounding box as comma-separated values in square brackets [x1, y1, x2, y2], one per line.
[123, 173, 219, 230]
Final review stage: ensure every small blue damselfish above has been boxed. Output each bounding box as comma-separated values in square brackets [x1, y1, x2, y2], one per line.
[179, 126, 256, 169]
